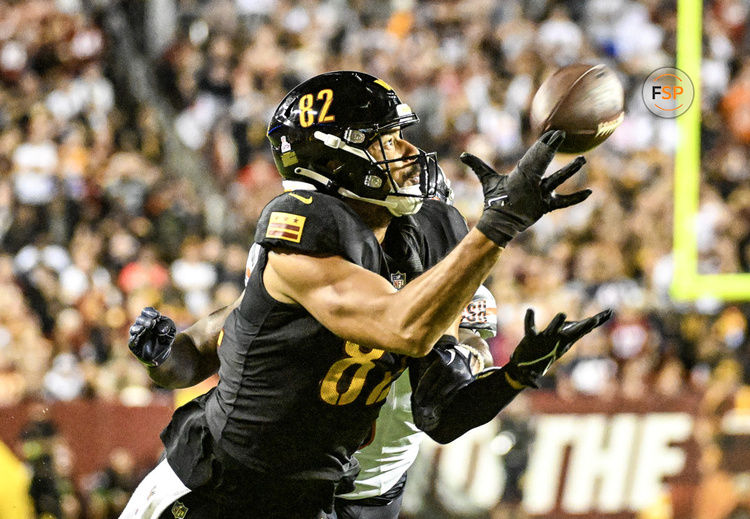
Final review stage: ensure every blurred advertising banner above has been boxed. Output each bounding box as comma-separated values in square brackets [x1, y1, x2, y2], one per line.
[403, 391, 743, 519]
[0, 399, 174, 478]
[523, 392, 702, 518]
[4, 391, 750, 519]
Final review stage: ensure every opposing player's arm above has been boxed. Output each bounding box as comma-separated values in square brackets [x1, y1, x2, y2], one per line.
[411, 308, 612, 443]
[264, 229, 500, 357]
[129, 292, 244, 388]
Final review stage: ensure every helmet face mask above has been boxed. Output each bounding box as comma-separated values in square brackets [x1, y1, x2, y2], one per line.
[432, 165, 455, 206]
[267, 71, 437, 215]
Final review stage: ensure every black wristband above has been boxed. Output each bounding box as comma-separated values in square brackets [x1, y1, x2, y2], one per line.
[476, 212, 516, 247]
[502, 362, 538, 389]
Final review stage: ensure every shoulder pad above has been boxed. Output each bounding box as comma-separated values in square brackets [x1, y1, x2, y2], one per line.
[255, 190, 382, 269]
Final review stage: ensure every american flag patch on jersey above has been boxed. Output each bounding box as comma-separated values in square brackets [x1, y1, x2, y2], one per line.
[266, 212, 306, 243]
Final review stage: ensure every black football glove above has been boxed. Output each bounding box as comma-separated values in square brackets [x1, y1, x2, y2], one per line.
[460, 130, 591, 247]
[410, 336, 474, 433]
[505, 308, 613, 388]
[128, 307, 176, 367]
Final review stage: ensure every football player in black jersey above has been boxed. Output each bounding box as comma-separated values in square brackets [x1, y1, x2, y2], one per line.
[120, 71, 609, 519]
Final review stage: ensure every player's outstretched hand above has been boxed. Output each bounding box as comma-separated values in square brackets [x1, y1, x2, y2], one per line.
[128, 307, 176, 367]
[460, 130, 591, 247]
[505, 308, 613, 388]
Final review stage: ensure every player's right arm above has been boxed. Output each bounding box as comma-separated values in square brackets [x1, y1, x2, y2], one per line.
[128, 291, 243, 388]
[265, 130, 589, 358]
[263, 230, 500, 357]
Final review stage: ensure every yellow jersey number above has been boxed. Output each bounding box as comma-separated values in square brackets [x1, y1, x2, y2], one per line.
[299, 89, 335, 128]
[320, 341, 403, 406]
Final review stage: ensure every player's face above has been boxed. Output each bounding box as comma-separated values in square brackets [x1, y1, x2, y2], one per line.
[367, 129, 420, 189]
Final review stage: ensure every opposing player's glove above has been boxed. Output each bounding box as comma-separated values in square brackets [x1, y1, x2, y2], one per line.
[460, 130, 590, 247]
[128, 307, 176, 367]
[410, 336, 474, 433]
[505, 308, 613, 388]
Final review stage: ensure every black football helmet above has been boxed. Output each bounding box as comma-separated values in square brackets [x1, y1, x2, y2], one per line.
[267, 71, 438, 215]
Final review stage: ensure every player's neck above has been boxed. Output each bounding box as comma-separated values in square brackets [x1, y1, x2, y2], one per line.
[345, 199, 392, 243]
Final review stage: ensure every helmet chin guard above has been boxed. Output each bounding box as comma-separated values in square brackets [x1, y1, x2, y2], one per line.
[384, 184, 424, 216]
[376, 148, 439, 216]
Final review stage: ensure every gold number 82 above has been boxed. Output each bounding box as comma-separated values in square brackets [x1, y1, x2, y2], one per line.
[299, 89, 335, 128]
[320, 341, 401, 406]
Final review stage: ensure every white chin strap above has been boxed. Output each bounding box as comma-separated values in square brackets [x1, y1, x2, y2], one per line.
[282, 180, 318, 191]
[338, 184, 423, 216]
[386, 185, 424, 216]
[293, 167, 423, 217]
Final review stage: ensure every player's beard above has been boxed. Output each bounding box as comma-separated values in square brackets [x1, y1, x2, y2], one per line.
[385, 163, 423, 216]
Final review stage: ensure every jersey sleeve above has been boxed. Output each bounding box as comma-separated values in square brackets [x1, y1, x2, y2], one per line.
[418, 200, 469, 242]
[254, 190, 381, 268]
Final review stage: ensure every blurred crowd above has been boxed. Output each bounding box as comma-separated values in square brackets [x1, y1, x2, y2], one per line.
[1, 0, 750, 517]
[14, 402, 145, 519]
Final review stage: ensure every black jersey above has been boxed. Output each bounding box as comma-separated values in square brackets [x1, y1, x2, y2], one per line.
[384, 198, 469, 277]
[203, 190, 409, 483]
[161, 192, 468, 497]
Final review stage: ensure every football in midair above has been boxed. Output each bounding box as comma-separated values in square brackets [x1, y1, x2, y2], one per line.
[530, 63, 624, 153]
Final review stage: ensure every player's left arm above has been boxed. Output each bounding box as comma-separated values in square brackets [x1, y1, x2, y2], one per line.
[128, 291, 244, 388]
[411, 308, 612, 444]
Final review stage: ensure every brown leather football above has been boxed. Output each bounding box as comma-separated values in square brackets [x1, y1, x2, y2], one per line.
[530, 63, 624, 153]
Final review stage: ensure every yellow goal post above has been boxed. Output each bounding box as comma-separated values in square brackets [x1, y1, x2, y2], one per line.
[671, 0, 750, 300]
